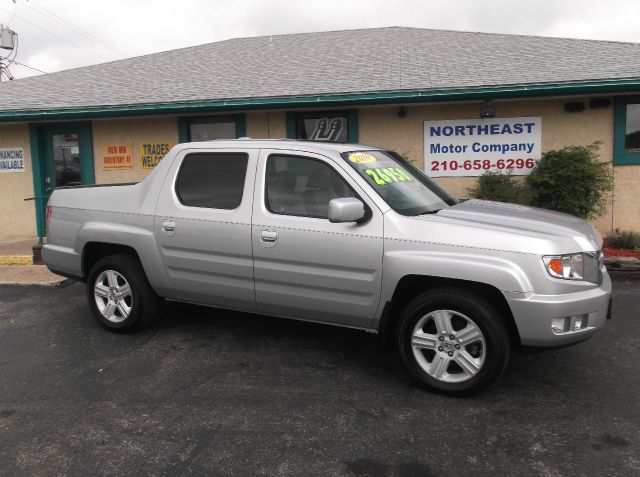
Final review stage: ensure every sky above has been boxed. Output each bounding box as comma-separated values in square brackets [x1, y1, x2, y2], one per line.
[1, 0, 640, 79]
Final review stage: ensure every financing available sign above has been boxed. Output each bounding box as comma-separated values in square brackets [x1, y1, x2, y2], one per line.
[424, 117, 542, 177]
[0, 147, 25, 173]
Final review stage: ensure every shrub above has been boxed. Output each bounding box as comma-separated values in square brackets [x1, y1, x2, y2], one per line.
[608, 229, 640, 249]
[467, 171, 527, 204]
[526, 141, 613, 219]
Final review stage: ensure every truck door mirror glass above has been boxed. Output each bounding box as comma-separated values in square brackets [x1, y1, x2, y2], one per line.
[328, 197, 365, 223]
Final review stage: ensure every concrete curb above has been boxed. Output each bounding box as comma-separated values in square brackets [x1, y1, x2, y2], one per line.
[604, 256, 640, 272]
[0, 255, 33, 265]
[609, 271, 640, 282]
[0, 264, 65, 286]
[0, 278, 73, 288]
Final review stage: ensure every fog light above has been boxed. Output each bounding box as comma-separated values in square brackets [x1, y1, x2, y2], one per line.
[571, 314, 588, 331]
[551, 317, 569, 333]
[551, 314, 589, 334]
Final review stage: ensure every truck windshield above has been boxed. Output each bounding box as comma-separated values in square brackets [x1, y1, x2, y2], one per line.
[341, 150, 458, 215]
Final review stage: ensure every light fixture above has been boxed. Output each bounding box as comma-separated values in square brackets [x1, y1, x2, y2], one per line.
[398, 106, 407, 118]
[479, 100, 496, 118]
[589, 98, 611, 109]
[564, 101, 585, 113]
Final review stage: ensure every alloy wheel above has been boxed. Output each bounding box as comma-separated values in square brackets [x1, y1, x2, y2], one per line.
[93, 270, 133, 323]
[411, 309, 486, 383]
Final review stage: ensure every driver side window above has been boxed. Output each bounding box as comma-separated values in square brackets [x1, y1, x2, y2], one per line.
[266, 154, 355, 219]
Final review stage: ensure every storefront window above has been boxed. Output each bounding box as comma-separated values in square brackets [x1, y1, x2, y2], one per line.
[625, 99, 640, 154]
[297, 113, 348, 142]
[614, 97, 640, 165]
[189, 116, 238, 141]
[288, 110, 357, 143]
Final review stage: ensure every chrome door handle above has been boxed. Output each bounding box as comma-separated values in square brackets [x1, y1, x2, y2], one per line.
[162, 220, 176, 232]
[260, 230, 278, 242]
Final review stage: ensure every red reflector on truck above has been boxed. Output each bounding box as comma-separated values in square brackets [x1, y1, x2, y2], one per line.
[46, 206, 52, 233]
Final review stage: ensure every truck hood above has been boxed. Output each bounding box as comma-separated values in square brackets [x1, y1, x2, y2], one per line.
[387, 199, 602, 255]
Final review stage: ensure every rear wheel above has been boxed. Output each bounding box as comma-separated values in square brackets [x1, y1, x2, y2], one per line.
[397, 288, 510, 396]
[86, 254, 159, 332]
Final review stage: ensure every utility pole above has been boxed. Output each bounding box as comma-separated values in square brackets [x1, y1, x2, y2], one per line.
[0, 23, 17, 81]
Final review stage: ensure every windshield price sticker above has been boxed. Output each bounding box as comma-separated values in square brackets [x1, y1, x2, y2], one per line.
[348, 152, 377, 164]
[364, 167, 413, 186]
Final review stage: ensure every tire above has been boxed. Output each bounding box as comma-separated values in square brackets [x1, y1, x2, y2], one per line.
[86, 254, 159, 333]
[397, 288, 510, 397]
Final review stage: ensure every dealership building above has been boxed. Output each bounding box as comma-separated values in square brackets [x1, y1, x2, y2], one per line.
[1, 26, 639, 243]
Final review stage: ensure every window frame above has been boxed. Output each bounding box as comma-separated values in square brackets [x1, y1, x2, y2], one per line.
[264, 153, 369, 220]
[174, 151, 249, 210]
[614, 96, 640, 165]
[286, 110, 358, 143]
[177, 114, 246, 143]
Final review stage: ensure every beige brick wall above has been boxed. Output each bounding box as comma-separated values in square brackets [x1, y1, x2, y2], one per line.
[0, 124, 36, 240]
[25, 100, 633, 238]
[2, 100, 633, 241]
[612, 165, 640, 232]
[358, 99, 625, 233]
[92, 117, 179, 184]
[91, 113, 288, 188]
[246, 111, 286, 138]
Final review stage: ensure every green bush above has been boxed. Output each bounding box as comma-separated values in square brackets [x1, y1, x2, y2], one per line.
[467, 171, 527, 204]
[526, 142, 613, 219]
[608, 229, 640, 249]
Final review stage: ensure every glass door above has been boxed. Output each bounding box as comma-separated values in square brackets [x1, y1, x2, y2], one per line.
[50, 132, 82, 188]
[32, 123, 94, 239]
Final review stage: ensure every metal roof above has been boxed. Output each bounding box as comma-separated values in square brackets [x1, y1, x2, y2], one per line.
[2, 26, 640, 114]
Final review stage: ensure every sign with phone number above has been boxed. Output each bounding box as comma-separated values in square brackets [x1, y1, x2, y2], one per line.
[424, 117, 541, 177]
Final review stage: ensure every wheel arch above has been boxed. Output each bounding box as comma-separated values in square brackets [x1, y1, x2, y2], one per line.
[378, 275, 521, 349]
[82, 242, 143, 280]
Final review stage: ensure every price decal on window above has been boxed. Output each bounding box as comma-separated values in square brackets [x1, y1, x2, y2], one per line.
[364, 167, 413, 186]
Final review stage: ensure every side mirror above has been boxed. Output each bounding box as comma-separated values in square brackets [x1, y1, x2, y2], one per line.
[328, 197, 366, 223]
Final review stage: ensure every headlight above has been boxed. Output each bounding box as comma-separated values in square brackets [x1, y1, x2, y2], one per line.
[543, 252, 601, 283]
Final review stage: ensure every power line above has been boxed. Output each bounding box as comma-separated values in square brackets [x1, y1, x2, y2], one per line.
[0, 67, 14, 80]
[13, 59, 46, 74]
[6, 0, 18, 26]
[0, 6, 113, 61]
[25, 0, 131, 58]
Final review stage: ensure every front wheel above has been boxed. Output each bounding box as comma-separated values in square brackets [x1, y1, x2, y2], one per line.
[397, 288, 510, 396]
[86, 254, 159, 332]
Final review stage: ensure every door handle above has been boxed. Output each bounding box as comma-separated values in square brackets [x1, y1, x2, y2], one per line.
[162, 220, 176, 232]
[260, 230, 278, 242]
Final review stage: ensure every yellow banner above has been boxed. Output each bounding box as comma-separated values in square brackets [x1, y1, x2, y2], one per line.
[140, 142, 173, 169]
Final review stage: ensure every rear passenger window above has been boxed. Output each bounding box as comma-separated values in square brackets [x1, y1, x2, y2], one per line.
[176, 153, 248, 209]
[266, 154, 355, 218]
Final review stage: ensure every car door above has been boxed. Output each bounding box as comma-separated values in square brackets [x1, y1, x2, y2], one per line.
[154, 147, 258, 312]
[252, 149, 384, 329]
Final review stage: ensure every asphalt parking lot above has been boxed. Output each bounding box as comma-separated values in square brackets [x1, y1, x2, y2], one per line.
[0, 279, 638, 477]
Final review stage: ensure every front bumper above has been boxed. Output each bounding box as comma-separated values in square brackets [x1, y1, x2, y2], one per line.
[505, 271, 612, 347]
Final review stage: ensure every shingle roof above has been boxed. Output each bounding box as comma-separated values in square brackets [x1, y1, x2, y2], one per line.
[2, 26, 640, 112]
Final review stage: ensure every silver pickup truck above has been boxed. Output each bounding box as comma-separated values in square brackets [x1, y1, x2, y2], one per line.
[43, 139, 612, 396]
